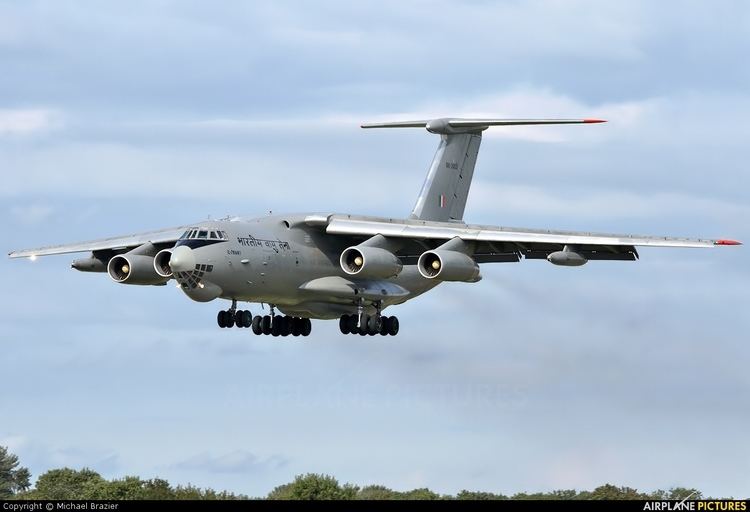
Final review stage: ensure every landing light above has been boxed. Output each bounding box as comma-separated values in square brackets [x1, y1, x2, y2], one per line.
[29, 254, 37, 262]
[354, 256, 363, 267]
[431, 260, 440, 270]
[198, 282, 205, 289]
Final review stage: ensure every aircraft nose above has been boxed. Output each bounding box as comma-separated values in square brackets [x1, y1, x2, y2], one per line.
[169, 245, 195, 272]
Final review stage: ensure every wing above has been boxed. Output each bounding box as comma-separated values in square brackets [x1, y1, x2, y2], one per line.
[310, 214, 740, 264]
[8, 225, 190, 259]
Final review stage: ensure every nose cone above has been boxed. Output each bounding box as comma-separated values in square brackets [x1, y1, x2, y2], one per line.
[169, 245, 196, 272]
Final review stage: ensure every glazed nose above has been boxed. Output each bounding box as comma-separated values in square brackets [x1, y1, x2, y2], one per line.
[169, 245, 195, 272]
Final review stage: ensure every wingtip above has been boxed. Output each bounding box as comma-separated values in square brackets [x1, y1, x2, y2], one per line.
[714, 239, 742, 246]
[584, 118, 607, 123]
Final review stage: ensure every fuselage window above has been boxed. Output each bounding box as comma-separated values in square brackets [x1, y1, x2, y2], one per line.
[198, 230, 208, 239]
[209, 231, 218, 239]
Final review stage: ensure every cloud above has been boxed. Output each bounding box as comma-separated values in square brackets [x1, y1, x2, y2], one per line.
[469, 183, 750, 222]
[172, 450, 288, 474]
[0, 109, 61, 136]
[9, 203, 55, 225]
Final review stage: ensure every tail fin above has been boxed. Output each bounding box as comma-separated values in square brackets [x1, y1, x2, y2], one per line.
[362, 117, 605, 222]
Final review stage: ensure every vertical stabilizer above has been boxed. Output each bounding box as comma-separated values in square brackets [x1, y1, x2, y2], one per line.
[361, 117, 605, 222]
[410, 131, 482, 222]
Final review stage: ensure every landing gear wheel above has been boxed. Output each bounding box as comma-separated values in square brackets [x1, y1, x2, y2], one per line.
[339, 315, 351, 335]
[225, 310, 234, 328]
[387, 316, 399, 336]
[379, 316, 389, 336]
[345, 314, 358, 334]
[271, 318, 281, 337]
[291, 317, 301, 337]
[252, 315, 262, 335]
[217, 310, 227, 328]
[358, 314, 368, 336]
[279, 316, 291, 337]
[234, 311, 243, 328]
[300, 318, 312, 337]
[239, 310, 252, 328]
[367, 315, 380, 336]
[261, 315, 272, 335]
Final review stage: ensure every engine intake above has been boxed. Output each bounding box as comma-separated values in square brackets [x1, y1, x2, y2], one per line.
[340, 246, 402, 279]
[418, 250, 480, 282]
[108, 254, 168, 285]
[153, 249, 173, 278]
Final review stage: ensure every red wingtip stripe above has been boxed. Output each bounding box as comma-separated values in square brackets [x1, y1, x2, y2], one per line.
[714, 239, 742, 246]
[583, 118, 607, 123]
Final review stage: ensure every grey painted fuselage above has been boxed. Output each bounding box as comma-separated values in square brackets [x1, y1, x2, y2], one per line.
[176, 214, 438, 319]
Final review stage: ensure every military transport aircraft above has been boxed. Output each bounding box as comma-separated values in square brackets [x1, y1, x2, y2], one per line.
[8, 118, 741, 337]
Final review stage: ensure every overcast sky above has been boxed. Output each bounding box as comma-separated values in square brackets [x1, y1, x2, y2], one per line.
[1, 0, 748, 498]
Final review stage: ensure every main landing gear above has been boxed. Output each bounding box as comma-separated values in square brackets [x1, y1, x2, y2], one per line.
[216, 301, 311, 337]
[338, 314, 399, 336]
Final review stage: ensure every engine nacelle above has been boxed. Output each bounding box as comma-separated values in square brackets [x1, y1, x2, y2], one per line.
[418, 250, 480, 282]
[107, 254, 168, 285]
[547, 250, 588, 267]
[153, 249, 173, 278]
[340, 245, 403, 279]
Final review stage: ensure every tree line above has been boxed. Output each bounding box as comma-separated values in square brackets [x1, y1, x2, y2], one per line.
[1, 446, 704, 500]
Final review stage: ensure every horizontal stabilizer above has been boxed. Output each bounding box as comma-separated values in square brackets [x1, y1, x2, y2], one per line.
[362, 117, 605, 134]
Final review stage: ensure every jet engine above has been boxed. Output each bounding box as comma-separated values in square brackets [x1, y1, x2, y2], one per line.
[107, 254, 168, 285]
[153, 249, 173, 278]
[418, 249, 480, 282]
[340, 245, 403, 279]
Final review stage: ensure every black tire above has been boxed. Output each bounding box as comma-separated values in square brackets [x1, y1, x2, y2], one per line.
[217, 310, 227, 328]
[367, 315, 380, 335]
[387, 316, 399, 336]
[225, 310, 234, 328]
[271, 319, 280, 337]
[379, 316, 389, 336]
[241, 310, 252, 328]
[291, 317, 301, 337]
[300, 318, 312, 336]
[261, 315, 272, 335]
[339, 315, 350, 334]
[252, 315, 262, 335]
[280, 316, 292, 336]
[346, 314, 358, 334]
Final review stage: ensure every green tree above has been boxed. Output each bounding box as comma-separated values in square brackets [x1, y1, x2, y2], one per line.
[456, 490, 508, 500]
[0, 446, 31, 498]
[141, 478, 174, 500]
[29, 468, 105, 500]
[589, 484, 647, 500]
[357, 485, 401, 500]
[400, 488, 441, 500]
[268, 473, 357, 500]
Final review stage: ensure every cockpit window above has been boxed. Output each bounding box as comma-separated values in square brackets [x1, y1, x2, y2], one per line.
[181, 228, 226, 241]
